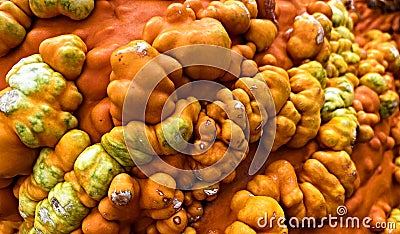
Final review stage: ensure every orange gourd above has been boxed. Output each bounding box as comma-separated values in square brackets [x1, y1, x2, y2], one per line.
[0, 1, 399, 234]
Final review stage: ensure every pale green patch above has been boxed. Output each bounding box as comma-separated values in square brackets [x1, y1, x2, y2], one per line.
[33, 148, 64, 190]
[15, 122, 38, 148]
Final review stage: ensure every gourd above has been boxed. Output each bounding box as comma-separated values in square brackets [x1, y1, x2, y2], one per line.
[0, 34, 84, 178]
[0, 0, 94, 59]
[39, 34, 87, 80]
[107, 40, 178, 126]
[29, 0, 95, 20]
[0, 0, 400, 234]
[227, 151, 358, 233]
[0, 0, 31, 56]
[17, 125, 197, 234]
[220, 1, 400, 233]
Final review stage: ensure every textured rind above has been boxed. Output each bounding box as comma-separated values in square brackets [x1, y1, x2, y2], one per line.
[0, 0, 400, 234]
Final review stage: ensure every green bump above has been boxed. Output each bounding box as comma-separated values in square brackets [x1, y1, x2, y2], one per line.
[359, 73, 388, 94]
[15, 122, 38, 148]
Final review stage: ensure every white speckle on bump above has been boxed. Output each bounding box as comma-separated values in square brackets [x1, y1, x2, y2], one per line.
[136, 41, 148, 56]
[0, 89, 22, 114]
[203, 188, 219, 196]
[234, 102, 244, 110]
[38, 207, 55, 227]
[173, 197, 182, 209]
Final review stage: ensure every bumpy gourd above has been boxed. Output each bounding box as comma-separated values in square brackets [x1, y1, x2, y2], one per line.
[194, 0, 278, 51]
[353, 29, 400, 144]
[326, 53, 348, 77]
[189, 87, 250, 183]
[318, 73, 360, 152]
[379, 90, 399, 119]
[362, 30, 400, 74]
[232, 76, 272, 142]
[107, 40, 178, 125]
[124, 97, 201, 161]
[257, 65, 291, 113]
[272, 100, 300, 151]
[321, 73, 358, 121]
[287, 12, 325, 63]
[359, 73, 388, 94]
[298, 60, 328, 88]
[228, 194, 288, 233]
[23, 126, 188, 234]
[318, 107, 358, 153]
[270, 62, 325, 151]
[39, 34, 87, 80]
[2, 0, 400, 233]
[245, 19, 278, 52]
[33, 181, 91, 233]
[328, 0, 353, 29]
[285, 65, 325, 148]
[1, 54, 82, 148]
[0, 35, 85, 178]
[73, 144, 125, 201]
[29, 0, 95, 20]
[0, 0, 31, 57]
[196, 0, 251, 35]
[143, 2, 231, 51]
[142, 2, 231, 80]
[18, 130, 90, 222]
[97, 173, 141, 222]
[328, 38, 360, 76]
[226, 151, 358, 232]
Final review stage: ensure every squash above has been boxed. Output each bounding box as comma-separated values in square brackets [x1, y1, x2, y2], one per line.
[29, 0, 94, 20]
[0, 0, 400, 234]
[39, 34, 87, 81]
[16, 125, 190, 234]
[284, 65, 325, 148]
[194, 1, 400, 233]
[0, 0, 94, 58]
[0, 0, 31, 57]
[107, 40, 178, 125]
[0, 35, 84, 178]
[227, 149, 359, 233]
[195, 0, 252, 35]
[17, 129, 90, 222]
[2, 53, 82, 148]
